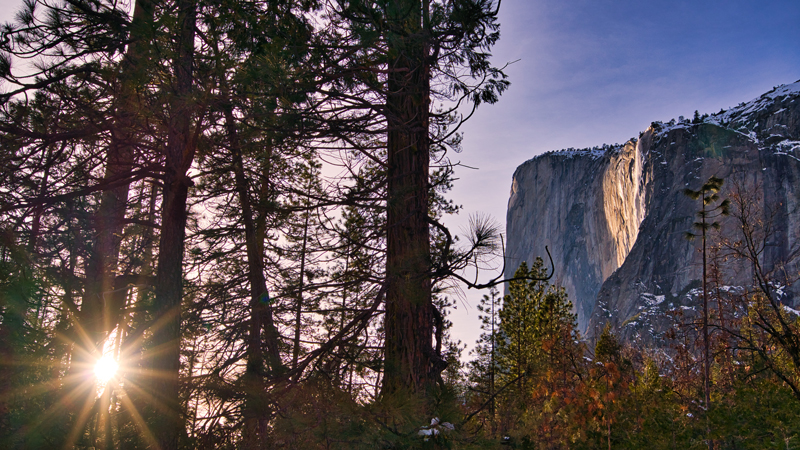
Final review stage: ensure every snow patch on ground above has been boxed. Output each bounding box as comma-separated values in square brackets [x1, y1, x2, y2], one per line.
[776, 140, 800, 152]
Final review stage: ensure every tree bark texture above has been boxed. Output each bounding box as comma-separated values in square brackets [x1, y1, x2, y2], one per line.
[381, 0, 436, 395]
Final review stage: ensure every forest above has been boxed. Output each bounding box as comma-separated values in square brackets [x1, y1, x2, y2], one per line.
[0, 0, 799, 448]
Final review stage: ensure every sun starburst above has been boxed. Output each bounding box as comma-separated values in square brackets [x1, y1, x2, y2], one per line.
[94, 354, 119, 384]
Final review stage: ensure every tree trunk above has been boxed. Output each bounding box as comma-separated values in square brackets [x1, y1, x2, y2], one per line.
[81, 0, 154, 354]
[119, 182, 157, 450]
[381, 0, 436, 396]
[223, 98, 283, 449]
[702, 197, 713, 450]
[147, 0, 196, 447]
[292, 209, 310, 372]
[57, 0, 156, 445]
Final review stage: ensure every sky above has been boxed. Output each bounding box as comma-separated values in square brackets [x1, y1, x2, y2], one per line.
[443, 0, 800, 355]
[0, 0, 798, 358]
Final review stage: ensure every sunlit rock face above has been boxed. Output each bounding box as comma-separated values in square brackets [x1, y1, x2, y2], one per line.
[506, 81, 800, 341]
[506, 141, 646, 331]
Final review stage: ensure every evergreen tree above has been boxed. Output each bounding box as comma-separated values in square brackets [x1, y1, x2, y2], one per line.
[467, 286, 502, 434]
[325, 0, 508, 397]
[493, 259, 578, 438]
[684, 174, 729, 449]
[497, 259, 575, 391]
[0, 0, 512, 446]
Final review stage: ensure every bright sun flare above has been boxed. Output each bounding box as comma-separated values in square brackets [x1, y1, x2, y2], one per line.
[94, 355, 119, 383]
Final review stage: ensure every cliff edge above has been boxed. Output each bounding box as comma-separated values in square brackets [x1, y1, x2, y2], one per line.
[506, 81, 800, 339]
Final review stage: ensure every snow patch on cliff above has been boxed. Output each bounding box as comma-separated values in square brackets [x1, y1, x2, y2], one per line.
[711, 80, 800, 126]
[545, 145, 618, 160]
[647, 80, 800, 142]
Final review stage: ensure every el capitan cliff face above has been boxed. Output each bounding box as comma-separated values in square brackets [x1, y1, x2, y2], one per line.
[506, 81, 800, 339]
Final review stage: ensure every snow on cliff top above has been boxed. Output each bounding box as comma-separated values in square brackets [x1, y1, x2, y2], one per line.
[519, 80, 800, 168]
[708, 79, 800, 126]
[543, 143, 625, 160]
[515, 144, 623, 173]
[648, 79, 800, 141]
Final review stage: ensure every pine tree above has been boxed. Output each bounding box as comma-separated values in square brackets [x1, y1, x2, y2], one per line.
[493, 259, 578, 438]
[0, 0, 512, 446]
[326, 0, 508, 397]
[497, 259, 575, 387]
[684, 175, 730, 450]
[468, 286, 502, 435]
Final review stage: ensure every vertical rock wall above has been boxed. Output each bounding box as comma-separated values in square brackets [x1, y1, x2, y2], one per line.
[505, 141, 645, 331]
[506, 81, 800, 339]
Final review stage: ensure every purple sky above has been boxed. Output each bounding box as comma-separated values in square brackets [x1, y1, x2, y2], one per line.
[444, 0, 800, 353]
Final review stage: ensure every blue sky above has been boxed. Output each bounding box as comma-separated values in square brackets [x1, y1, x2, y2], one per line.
[1, 0, 798, 354]
[445, 0, 800, 351]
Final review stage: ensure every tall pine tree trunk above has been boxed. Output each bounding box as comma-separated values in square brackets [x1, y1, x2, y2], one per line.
[222, 97, 284, 449]
[81, 0, 154, 354]
[81, 139, 133, 350]
[119, 182, 158, 450]
[381, 0, 437, 395]
[147, 0, 196, 447]
[292, 210, 310, 373]
[57, 0, 156, 445]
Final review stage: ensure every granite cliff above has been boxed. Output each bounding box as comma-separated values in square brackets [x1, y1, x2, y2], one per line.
[506, 81, 800, 340]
